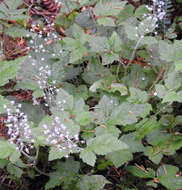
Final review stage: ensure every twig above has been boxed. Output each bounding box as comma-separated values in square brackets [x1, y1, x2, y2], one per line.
[149, 65, 168, 90]
[33, 166, 49, 176]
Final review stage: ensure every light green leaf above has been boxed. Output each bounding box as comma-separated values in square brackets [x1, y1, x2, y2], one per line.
[157, 165, 182, 190]
[52, 88, 74, 112]
[0, 140, 20, 163]
[95, 125, 120, 138]
[127, 166, 155, 178]
[7, 163, 23, 178]
[107, 150, 133, 168]
[32, 89, 44, 99]
[88, 36, 110, 52]
[164, 71, 181, 90]
[80, 149, 96, 166]
[175, 60, 182, 71]
[97, 17, 115, 26]
[69, 46, 87, 63]
[159, 40, 182, 63]
[110, 103, 152, 126]
[124, 23, 138, 40]
[127, 87, 148, 103]
[155, 84, 167, 98]
[109, 83, 128, 96]
[94, 1, 127, 16]
[4, 0, 23, 9]
[75, 111, 90, 126]
[82, 59, 111, 84]
[0, 159, 9, 169]
[5, 26, 35, 38]
[120, 133, 145, 153]
[102, 53, 119, 65]
[92, 95, 119, 124]
[45, 172, 62, 190]
[140, 36, 158, 45]
[117, 4, 134, 24]
[144, 146, 163, 164]
[136, 119, 161, 139]
[72, 23, 84, 39]
[77, 175, 110, 190]
[162, 91, 182, 103]
[63, 37, 80, 50]
[0, 57, 26, 86]
[88, 134, 128, 155]
[134, 5, 149, 19]
[109, 31, 122, 52]
[89, 79, 105, 92]
[48, 147, 68, 161]
[146, 129, 170, 147]
[60, 0, 80, 14]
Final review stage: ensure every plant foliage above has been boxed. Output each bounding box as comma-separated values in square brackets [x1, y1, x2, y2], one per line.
[0, 0, 182, 189]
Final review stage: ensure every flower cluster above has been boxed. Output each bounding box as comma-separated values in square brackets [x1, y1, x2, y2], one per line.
[3, 102, 34, 154]
[26, 23, 62, 106]
[146, 0, 173, 34]
[43, 116, 81, 157]
[147, 0, 166, 21]
[36, 65, 57, 107]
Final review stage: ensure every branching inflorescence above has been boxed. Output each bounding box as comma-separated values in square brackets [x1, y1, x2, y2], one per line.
[43, 116, 81, 157]
[147, 0, 173, 34]
[3, 102, 34, 155]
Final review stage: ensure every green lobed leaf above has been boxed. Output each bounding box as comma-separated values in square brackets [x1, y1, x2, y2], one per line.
[88, 36, 110, 52]
[92, 95, 119, 124]
[102, 53, 120, 65]
[97, 17, 115, 26]
[80, 148, 96, 166]
[69, 46, 88, 63]
[0, 140, 20, 163]
[144, 146, 163, 164]
[7, 163, 23, 178]
[117, 4, 134, 24]
[107, 150, 133, 168]
[45, 172, 62, 190]
[46, 157, 80, 189]
[159, 40, 182, 63]
[175, 60, 182, 71]
[109, 103, 152, 126]
[95, 125, 120, 138]
[157, 165, 182, 190]
[82, 59, 111, 84]
[94, 1, 127, 16]
[136, 119, 161, 139]
[49, 147, 68, 161]
[51, 88, 74, 113]
[124, 22, 138, 40]
[127, 87, 148, 104]
[127, 166, 155, 178]
[76, 175, 110, 190]
[134, 5, 149, 19]
[120, 133, 145, 153]
[164, 71, 181, 90]
[0, 57, 26, 86]
[87, 134, 128, 155]
[140, 36, 158, 45]
[5, 26, 35, 38]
